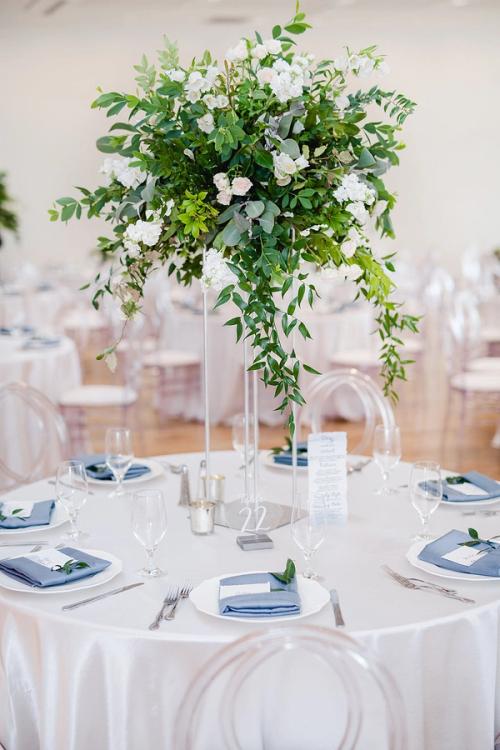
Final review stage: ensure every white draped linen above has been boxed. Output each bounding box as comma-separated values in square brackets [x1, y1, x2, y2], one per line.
[0, 452, 499, 749]
[162, 305, 374, 424]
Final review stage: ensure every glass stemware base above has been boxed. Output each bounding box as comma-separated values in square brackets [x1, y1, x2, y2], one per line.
[60, 528, 89, 544]
[138, 565, 165, 578]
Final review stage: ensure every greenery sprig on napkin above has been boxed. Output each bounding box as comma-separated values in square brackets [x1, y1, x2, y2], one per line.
[0, 508, 27, 522]
[459, 528, 498, 551]
[52, 560, 90, 576]
[270, 558, 296, 585]
[271, 437, 308, 456]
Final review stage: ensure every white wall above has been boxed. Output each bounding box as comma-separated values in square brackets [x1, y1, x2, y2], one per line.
[1, 0, 499, 271]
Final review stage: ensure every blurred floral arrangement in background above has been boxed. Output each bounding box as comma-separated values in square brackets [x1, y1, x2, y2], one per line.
[51, 4, 418, 429]
[0, 172, 18, 248]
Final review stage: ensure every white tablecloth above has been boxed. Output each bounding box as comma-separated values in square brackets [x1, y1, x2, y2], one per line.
[0, 336, 81, 485]
[163, 305, 373, 425]
[0, 452, 499, 749]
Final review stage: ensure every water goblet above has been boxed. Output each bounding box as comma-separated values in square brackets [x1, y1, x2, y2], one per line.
[131, 490, 167, 578]
[291, 491, 326, 580]
[56, 460, 89, 542]
[105, 427, 133, 497]
[410, 460, 443, 541]
[373, 424, 401, 496]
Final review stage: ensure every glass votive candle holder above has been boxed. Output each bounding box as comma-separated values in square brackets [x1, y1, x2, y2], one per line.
[189, 500, 216, 535]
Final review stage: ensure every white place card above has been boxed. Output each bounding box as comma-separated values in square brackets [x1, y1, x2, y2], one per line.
[219, 582, 270, 599]
[1, 501, 34, 517]
[448, 482, 489, 497]
[25, 549, 74, 570]
[308, 432, 347, 524]
[441, 546, 488, 566]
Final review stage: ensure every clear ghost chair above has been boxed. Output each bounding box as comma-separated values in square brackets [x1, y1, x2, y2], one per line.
[0, 381, 68, 490]
[301, 369, 395, 458]
[173, 625, 406, 750]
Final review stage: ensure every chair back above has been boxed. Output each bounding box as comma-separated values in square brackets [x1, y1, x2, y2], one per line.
[0, 381, 68, 489]
[444, 291, 482, 372]
[301, 368, 395, 456]
[173, 625, 406, 750]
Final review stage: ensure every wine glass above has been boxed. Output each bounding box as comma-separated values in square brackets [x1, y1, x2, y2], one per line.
[105, 427, 133, 497]
[56, 460, 88, 542]
[373, 424, 401, 496]
[131, 490, 167, 577]
[231, 413, 255, 476]
[291, 491, 326, 580]
[410, 460, 443, 541]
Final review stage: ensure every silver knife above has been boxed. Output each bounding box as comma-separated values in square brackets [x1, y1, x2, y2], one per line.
[330, 589, 345, 628]
[62, 582, 144, 611]
[0, 540, 49, 547]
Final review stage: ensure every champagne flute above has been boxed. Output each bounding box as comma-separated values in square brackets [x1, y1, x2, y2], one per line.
[105, 427, 133, 497]
[131, 490, 167, 577]
[410, 460, 443, 541]
[373, 424, 401, 496]
[56, 460, 88, 542]
[231, 413, 255, 476]
[291, 491, 326, 580]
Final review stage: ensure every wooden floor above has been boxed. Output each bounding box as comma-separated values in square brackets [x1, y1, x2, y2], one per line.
[81, 336, 500, 477]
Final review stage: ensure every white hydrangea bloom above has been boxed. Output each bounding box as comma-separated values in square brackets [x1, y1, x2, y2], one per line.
[346, 202, 368, 224]
[205, 65, 222, 85]
[185, 71, 211, 103]
[257, 67, 274, 86]
[201, 248, 237, 291]
[100, 156, 146, 190]
[264, 39, 282, 55]
[251, 44, 268, 60]
[232, 177, 252, 196]
[333, 173, 376, 206]
[197, 113, 215, 134]
[166, 68, 185, 82]
[124, 219, 163, 248]
[225, 39, 248, 63]
[341, 227, 363, 258]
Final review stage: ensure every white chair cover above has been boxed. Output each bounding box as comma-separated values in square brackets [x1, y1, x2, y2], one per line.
[173, 625, 406, 750]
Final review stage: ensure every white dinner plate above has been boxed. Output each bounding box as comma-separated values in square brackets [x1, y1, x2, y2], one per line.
[406, 541, 500, 582]
[190, 571, 330, 623]
[440, 473, 500, 508]
[0, 549, 122, 594]
[0, 503, 68, 536]
[86, 458, 165, 486]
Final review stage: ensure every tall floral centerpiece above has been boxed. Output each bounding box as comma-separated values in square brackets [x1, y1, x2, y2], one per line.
[51, 6, 417, 441]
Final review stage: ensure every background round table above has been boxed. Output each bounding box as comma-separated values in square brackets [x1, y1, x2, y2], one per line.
[0, 335, 81, 486]
[0, 452, 499, 749]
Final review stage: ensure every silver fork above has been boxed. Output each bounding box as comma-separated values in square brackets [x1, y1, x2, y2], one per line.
[382, 566, 475, 604]
[164, 584, 192, 621]
[148, 587, 179, 631]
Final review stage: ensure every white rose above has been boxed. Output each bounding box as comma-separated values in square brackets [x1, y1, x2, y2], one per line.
[197, 113, 215, 134]
[273, 59, 290, 74]
[274, 152, 297, 176]
[276, 176, 292, 186]
[213, 172, 230, 191]
[186, 71, 206, 91]
[257, 67, 274, 86]
[294, 155, 309, 171]
[216, 189, 233, 206]
[225, 39, 248, 62]
[216, 94, 229, 108]
[251, 44, 268, 60]
[204, 94, 218, 110]
[231, 176, 252, 196]
[186, 89, 201, 103]
[205, 65, 221, 85]
[264, 39, 282, 55]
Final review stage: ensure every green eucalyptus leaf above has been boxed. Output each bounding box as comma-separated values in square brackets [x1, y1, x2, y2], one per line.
[222, 219, 242, 247]
[281, 138, 301, 160]
[245, 200, 265, 219]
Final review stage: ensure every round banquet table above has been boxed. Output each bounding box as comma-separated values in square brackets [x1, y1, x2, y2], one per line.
[162, 304, 374, 425]
[0, 335, 81, 485]
[1, 453, 500, 750]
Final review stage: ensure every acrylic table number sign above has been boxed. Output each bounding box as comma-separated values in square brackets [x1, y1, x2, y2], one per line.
[308, 432, 348, 524]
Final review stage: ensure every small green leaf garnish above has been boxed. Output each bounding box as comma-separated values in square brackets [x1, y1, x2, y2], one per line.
[52, 560, 90, 576]
[270, 558, 296, 585]
[458, 528, 497, 550]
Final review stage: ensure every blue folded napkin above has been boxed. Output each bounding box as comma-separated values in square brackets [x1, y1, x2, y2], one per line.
[418, 529, 500, 577]
[273, 441, 308, 467]
[0, 499, 55, 529]
[0, 327, 14, 336]
[219, 572, 301, 618]
[421, 471, 500, 503]
[22, 336, 60, 349]
[0, 546, 111, 588]
[79, 453, 151, 481]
